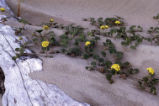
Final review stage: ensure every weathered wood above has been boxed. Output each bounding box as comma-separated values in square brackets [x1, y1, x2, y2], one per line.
[0, 1, 89, 105]
[0, 22, 89, 106]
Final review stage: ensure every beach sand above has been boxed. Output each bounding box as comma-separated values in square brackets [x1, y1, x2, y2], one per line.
[6, 0, 159, 26]
[5, 0, 159, 106]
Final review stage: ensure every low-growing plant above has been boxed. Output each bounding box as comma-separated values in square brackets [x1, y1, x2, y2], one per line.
[14, 27, 25, 35]
[87, 16, 125, 27]
[66, 47, 82, 57]
[12, 15, 159, 95]
[138, 67, 159, 95]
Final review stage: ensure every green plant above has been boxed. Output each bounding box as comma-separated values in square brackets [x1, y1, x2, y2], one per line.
[66, 47, 82, 57]
[59, 34, 70, 47]
[14, 27, 25, 35]
[138, 74, 159, 95]
[18, 18, 31, 25]
[87, 16, 124, 28]
[153, 13, 159, 20]
[147, 27, 159, 45]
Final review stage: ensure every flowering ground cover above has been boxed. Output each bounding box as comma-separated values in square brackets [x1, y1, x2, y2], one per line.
[6, 13, 159, 95]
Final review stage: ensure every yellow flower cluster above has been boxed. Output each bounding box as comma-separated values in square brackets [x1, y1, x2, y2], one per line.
[85, 41, 91, 46]
[43, 25, 49, 30]
[0, 8, 5, 12]
[111, 64, 120, 72]
[115, 20, 121, 25]
[41, 41, 50, 48]
[50, 18, 54, 22]
[100, 25, 109, 30]
[147, 67, 155, 75]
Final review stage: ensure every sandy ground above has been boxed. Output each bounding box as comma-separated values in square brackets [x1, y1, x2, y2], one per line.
[5, 18, 159, 106]
[30, 55, 141, 106]
[6, 0, 159, 27]
[5, 0, 159, 106]
[29, 52, 159, 106]
[29, 54, 158, 106]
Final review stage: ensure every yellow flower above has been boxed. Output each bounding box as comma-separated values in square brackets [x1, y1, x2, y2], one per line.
[104, 25, 109, 29]
[85, 41, 91, 46]
[0, 8, 5, 12]
[100, 25, 109, 29]
[100, 25, 105, 30]
[41, 41, 50, 48]
[43, 25, 49, 30]
[147, 67, 155, 75]
[50, 18, 54, 22]
[115, 20, 121, 25]
[111, 64, 120, 72]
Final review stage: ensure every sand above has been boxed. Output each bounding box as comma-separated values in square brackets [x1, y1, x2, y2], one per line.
[5, 0, 159, 106]
[29, 51, 159, 106]
[6, 0, 159, 27]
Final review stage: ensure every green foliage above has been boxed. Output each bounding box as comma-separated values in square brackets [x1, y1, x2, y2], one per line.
[36, 29, 43, 33]
[88, 16, 124, 27]
[153, 13, 159, 20]
[147, 27, 159, 45]
[82, 54, 89, 59]
[14, 15, 159, 95]
[18, 18, 31, 25]
[106, 73, 114, 84]
[59, 34, 70, 47]
[101, 51, 106, 57]
[66, 47, 82, 57]
[138, 74, 159, 95]
[49, 31, 58, 46]
[15, 27, 25, 35]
